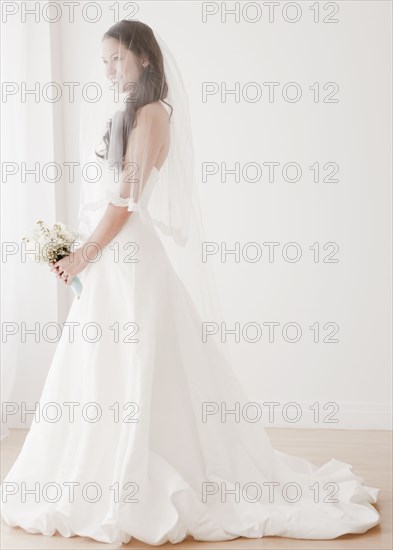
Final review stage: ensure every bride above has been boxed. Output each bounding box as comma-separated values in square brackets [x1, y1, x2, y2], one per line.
[1, 20, 380, 546]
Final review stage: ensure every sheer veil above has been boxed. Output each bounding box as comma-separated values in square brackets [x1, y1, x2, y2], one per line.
[77, 20, 227, 345]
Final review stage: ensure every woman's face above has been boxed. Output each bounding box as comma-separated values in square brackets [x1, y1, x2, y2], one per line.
[102, 37, 148, 92]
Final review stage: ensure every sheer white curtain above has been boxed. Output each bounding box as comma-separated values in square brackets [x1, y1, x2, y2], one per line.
[1, 17, 66, 439]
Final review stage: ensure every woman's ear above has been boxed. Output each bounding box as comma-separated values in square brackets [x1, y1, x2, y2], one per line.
[140, 57, 149, 69]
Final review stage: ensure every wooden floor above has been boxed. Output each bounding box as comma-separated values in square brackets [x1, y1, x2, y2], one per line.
[1, 428, 391, 549]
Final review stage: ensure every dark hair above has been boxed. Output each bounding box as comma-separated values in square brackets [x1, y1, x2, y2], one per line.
[96, 20, 172, 163]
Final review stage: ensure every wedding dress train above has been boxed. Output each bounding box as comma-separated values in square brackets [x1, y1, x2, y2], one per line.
[1, 167, 380, 545]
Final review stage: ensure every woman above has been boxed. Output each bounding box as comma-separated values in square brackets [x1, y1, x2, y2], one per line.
[1, 20, 380, 546]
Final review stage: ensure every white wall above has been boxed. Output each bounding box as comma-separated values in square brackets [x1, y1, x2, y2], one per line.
[4, 1, 391, 430]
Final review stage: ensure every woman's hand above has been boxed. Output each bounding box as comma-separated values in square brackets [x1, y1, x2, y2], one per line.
[49, 249, 88, 286]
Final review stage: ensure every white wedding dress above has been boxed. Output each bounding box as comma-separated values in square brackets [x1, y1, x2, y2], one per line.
[1, 164, 381, 545]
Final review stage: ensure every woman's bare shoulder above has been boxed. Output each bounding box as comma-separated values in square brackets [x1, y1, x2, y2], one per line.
[137, 101, 169, 121]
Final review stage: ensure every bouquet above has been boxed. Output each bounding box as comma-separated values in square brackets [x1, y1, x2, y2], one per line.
[22, 220, 83, 299]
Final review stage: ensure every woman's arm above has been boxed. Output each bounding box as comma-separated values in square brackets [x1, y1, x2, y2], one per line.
[78, 203, 133, 262]
[52, 101, 169, 283]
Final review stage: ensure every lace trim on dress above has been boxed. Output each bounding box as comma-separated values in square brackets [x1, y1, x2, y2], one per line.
[105, 190, 141, 212]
